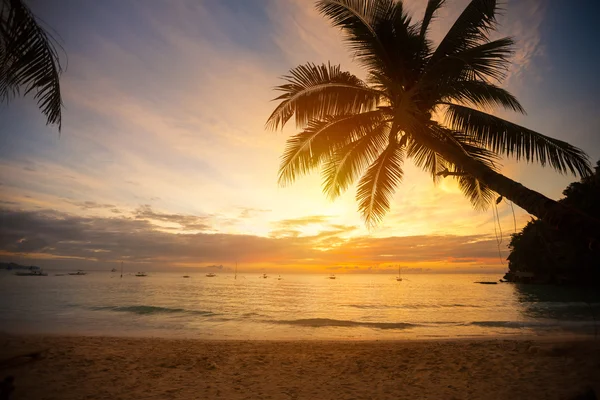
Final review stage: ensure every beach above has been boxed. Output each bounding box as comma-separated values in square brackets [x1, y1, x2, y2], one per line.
[1, 335, 599, 400]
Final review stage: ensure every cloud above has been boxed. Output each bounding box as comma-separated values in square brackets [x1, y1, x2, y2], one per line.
[0, 207, 507, 271]
[66, 200, 116, 210]
[238, 207, 271, 219]
[274, 215, 331, 229]
[134, 205, 212, 231]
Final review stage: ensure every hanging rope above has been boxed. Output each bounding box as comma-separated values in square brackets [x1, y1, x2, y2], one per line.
[509, 201, 517, 233]
[493, 199, 504, 265]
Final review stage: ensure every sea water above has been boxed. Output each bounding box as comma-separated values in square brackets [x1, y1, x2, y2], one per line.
[0, 271, 598, 339]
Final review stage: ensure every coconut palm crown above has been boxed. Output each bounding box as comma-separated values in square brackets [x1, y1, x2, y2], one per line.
[266, 0, 593, 232]
[1, 0, 63, 130]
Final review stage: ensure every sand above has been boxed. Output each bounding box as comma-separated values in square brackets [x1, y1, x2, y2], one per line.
[0, 335, 599, 400]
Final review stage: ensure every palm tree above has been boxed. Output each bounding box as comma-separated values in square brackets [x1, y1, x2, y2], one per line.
[1, 0, 63, 130]
[266, 0, 599, 239]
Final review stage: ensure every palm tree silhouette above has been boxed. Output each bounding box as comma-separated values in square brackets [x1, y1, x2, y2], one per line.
[1, 0, 63, 130]
[266, 0, 598, 237]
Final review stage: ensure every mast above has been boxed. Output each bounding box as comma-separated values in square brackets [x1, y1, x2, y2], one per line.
[120, 261, 123, 278]
[235, 262, 237, 280]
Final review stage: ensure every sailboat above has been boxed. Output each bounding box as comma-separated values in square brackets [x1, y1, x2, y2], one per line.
[234, 262, 238, 280]
[396, 266, 403, 282]
[120, 261, 123, 278]
[277, 275, 283, 280]
[328, 274, 336, 280]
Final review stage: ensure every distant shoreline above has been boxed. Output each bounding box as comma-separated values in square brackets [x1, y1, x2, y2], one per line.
[2, 335, 598, 399]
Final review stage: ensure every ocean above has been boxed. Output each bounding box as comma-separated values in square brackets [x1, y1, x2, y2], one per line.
[1, 271, 598, 340]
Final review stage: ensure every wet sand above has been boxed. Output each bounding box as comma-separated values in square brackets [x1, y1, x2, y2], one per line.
[1, 335, 599, 399]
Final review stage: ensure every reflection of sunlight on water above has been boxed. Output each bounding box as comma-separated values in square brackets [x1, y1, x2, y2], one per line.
[0, 272, 597, 339]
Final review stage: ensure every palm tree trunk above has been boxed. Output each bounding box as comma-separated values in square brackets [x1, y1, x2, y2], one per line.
[430, 139, 600, 244]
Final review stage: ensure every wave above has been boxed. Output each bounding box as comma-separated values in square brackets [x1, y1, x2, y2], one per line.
[269, 318, 417, 330]
[343, 303, 481, 310]
[89, 305, 217, 316]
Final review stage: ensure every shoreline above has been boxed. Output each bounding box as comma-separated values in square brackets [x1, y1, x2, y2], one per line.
[2, 335, 599, 399]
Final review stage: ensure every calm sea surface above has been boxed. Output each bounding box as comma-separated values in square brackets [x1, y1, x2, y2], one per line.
[1, 271, 598, 340]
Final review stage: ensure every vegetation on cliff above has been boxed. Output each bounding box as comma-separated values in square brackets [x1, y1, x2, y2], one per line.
[506, 161, 600, 284]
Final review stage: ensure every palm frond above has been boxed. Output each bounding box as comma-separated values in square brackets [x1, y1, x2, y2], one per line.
[266, 62, 381, 130]
[278, 110, 385, 186]
[420, 0, 446, 39]
[420, 38, 515, 106]
[322, 118, 390, 199]
[407, 124, 499, 209]
[406, 137, 447, 182]
[356, 140, 404, 227]
[445, 104, 592, 176]
[429, 0, 498, 62]
[440, 80, 524, 113]
[456, 174, 495, 210]
[315, 0, 396, 72]
[0, 0, 63, 129]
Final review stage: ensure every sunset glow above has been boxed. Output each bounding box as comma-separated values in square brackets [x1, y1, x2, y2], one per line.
[1, 0, 598, 273]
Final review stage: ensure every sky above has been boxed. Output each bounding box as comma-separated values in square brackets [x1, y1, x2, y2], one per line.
[1, 0, 599, 273]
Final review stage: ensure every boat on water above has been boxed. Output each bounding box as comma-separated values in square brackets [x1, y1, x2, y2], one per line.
[328, 274, 336, 280]
[111, 268, 117, 272]
[260, 273, 268, 279]
[475, 281, 498, 285]
[206, 272, 216, 277]
[277, 275, 283, 280]
[135, 272, 148, 277]
[183, 275, 190, 278]
[396, 266, 403, 282]
[68, 270, 87, 276]
[15, 269, 47, 276]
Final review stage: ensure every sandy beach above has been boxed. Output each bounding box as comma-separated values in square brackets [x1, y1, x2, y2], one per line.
[0, 335, 598, 400]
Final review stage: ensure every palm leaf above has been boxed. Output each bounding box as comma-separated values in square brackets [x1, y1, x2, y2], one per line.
[0, 0, 63, 129]
[419, 38, 515, 108]
[429, 0, 498, 62]
[266, 62, 381, 130]
[406, 136, 447, 182]
[322, 118, 390, 199]
[456, 173, 495, 210]
[278, 110, 385, 186]
[440, 80, 524, 113]
[356, 140, 404, 227]
[445, 104, 592, 176]
[315, 0, 396, 73]
[420, 0, 446, 39]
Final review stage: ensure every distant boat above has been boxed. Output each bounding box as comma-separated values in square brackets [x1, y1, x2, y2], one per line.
[55, 274, 66, 276]
[396, 266, 403, 282]
[135, 272, 148, 277]
[277, 275, 283, 280]
[206, 272, 216, 277]
[475, 281, 498, 285]
[328, 274, 336, 280]
[68, 270, 87, 276]
[111, 268, 117, 272]
[260, 273, 268, 279]
[183, 275, 190, 278]
[15, 269, 47, 276]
